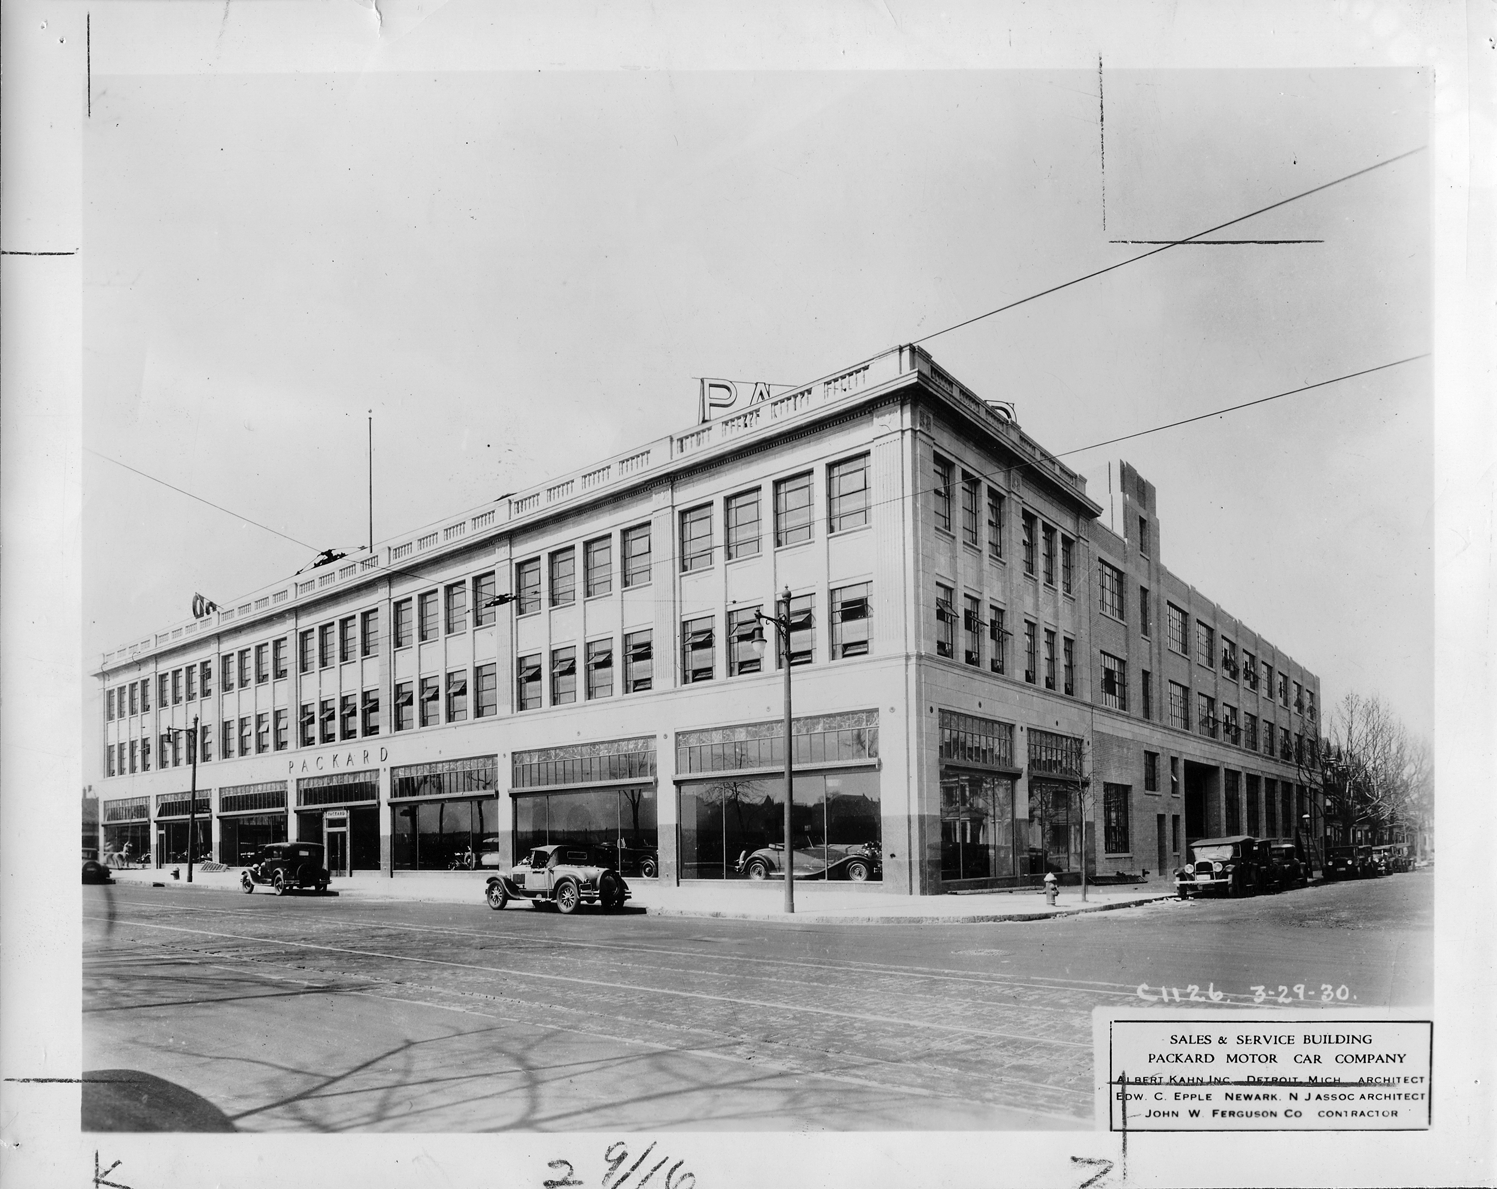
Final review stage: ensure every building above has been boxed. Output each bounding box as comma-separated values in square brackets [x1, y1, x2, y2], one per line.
[94, 345, 1323, 892]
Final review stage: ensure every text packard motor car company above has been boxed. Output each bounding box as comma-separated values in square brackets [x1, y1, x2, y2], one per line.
[1147, 1033, 1414, 1067]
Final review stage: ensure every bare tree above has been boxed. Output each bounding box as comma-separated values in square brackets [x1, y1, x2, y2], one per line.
[1320, 692, 1417, 846]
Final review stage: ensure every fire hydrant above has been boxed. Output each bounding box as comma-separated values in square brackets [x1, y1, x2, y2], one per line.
[1043, 871, 1058, 905]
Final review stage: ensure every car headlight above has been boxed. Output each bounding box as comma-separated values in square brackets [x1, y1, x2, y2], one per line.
[1182, 863, 1194, 875]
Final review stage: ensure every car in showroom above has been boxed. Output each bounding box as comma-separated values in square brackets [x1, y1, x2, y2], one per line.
[1173, 835, 1264, 898]
[735, 836, 881, 882]
[240, 842, 331, 895]
[1323, 843, 1379, 881]
[1262, 839, 1310, 891]
[484, 844, 629, 914]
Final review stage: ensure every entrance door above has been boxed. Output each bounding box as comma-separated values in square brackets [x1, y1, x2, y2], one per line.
[1157, 814, 1168, 875]
[326, 826, 350, 877]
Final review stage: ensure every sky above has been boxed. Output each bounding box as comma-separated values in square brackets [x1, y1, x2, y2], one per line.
[81, 61, 1432, 785]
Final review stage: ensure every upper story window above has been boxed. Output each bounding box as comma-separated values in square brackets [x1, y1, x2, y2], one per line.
[1041, 525, 1057, 585]
[1061, 536, 1074, 595]
[1243, 650, 1258, 690]
[624, 630, 653, 692]
[1196, 621, 1215, 667]
[622, 524, 651, 587]
[106, 688, 115, 721]
[161, 672, 173, 704]
[1198, 693, 1218, 738]
[1221, 638, 1239, 680]
[418, 591, 439, 641]
[1167, 604, 1188, 655]
[172, 668, 183, 704]
[1263, 661, 1274, 695]
[185, 665, 197, 701]
[828, 455, 870, 533]
[960, 475, 980, 547]
[680, 505, 714, 572]
[473, 572, 497, 625]
[988, 606, 1006, 675]
[728, 606, 762, 676]
[780, 594, 815, 667]
[962, 595, 982, 667]
[516, 559, 541, 614]
[584, 538, 612, 597]
[1063, 636, 1075, 696]
[1043, 628, 1056, 690]
[393, 600, 413, 647]
[682, 615, 715, 683]
[141, 678, 152, 712]
[272, 637, 288, 678]
[517, 655, 542, 711]
[1279, 671, 1290, 707]
[549, 548, 575, 607]
[1137, 516, 1150, 557]
[550, 648, 576, 706]
[339, 617, 357, 663]
[1168, 681, 1190, 730]
[446, 580, 469, 631]
[199, 660, 212, 698]
[1144, 751, 1159, 792]
[1098, 561, 1125, 621]
[1021, 512, 1036, 576]
[1139, 587, 1152, 637]
[585, 641, 612, 700]
[238, 649, 252, 688]
[933, 456, 954, 533]
[1023, 622, 1037, 684]
[935, 583, 955, 658]
[726, 491, 760, 559]
[255, 643, 269, 683]
[774, 472, 813, 547]
[318, 624, 335, 669]
[832, 583, 871, 659]
[986, 488, 1004, 559]
[360, 609, 379, 657]
[1293, 681, 1305, 714]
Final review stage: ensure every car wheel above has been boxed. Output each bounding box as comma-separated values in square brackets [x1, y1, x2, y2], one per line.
[485, 881, 509, 911]
[599, 872, 625, 912]
[554, 880, 581, 914]
[844, 859, 871, 882]
[240, 873, 254, 894]
[639, 857, 658, 879]
[273, 871, 288, 896]
[746, 859, 770, 881]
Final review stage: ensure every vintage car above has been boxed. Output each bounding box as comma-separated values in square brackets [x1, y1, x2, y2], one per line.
[477, 835, 504, 868]
[1262, 840, 1309, 891]
[240, 842, 331, 895]
[1323, 844, 1378, 881]
[1174, 835, 1264, 898]
[485, 844, 629, 914]
[1371, 845, 1410, 874]
[735, 837, 881, 882]
[82, 858, 115, 885]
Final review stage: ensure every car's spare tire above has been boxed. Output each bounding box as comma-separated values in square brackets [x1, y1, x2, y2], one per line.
[599, 872, 625, 912]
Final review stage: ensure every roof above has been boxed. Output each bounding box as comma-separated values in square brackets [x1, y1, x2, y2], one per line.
[1190, 835, 1258, 846]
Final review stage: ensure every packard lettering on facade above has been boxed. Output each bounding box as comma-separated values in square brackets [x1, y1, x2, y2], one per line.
[95, 345, 1323, 887]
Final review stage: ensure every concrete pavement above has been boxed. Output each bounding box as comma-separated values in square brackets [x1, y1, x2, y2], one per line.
[102, 864, 1175, 923]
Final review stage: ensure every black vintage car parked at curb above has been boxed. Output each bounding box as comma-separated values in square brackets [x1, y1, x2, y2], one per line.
[1262, 840, 1310, 891]
[240, 842, 332, 895]
[1174, 835, 1265, 898]
[485, 844, 629, 914]
[1323, 843, 1379, 881]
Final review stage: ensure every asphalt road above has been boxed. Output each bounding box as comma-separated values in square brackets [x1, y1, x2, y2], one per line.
[82, 871, 1431, 1133]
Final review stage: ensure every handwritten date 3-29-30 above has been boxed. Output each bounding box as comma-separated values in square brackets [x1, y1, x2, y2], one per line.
[1135, 982, 1355, 1005]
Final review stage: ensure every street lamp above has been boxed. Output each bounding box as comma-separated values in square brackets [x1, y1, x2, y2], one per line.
[749, 587, 797, 914]
[163, 716, 202, 883]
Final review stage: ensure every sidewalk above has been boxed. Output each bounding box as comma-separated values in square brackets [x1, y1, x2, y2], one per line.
[104, 866, 1176, 924]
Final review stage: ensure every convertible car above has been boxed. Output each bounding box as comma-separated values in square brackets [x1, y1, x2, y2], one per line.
[735, 837, 880, 882]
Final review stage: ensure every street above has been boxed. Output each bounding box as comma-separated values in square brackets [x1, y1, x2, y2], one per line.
[82, 872, 1431, 1132]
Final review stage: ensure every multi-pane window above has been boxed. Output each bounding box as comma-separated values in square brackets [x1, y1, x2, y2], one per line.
[1099, 561, 1125, 620]
[725, 491, 761, 559]
[585, 641, 613, 699]
[1024, 622, 1037, 683]
[1103, 784, 1131, 854]
[142, 678, 153, 711]
[360, 692, 379, 737]
[682, 616, 715, 684]
[419, 591, 439, 640]
[1278, 671, 1290, 707]
[988, 606, 1006, 674]
[361, 609, 379, 657]
[299, 703, 316, 747]
[774, 472, 813, 547]
[318, 624, 335, 668]
[550, 648, 576, 705]
[199, 661, 211, 698]
[240, 716, 253, 756]
[1168, 681, 1190, 730]
[239, 650, 252, 687]
[1167, 604, 1188, 654]
[1063, 636, 1075, 696]
[622, 524, 651, 587]
[1263, 662, 1274, 694]
[728, 607, 762, 676]
[1306, 690, 1317, 721]
[473, 572, 497, 625]
[185, 666, 197, 701]
[516, 560, 541, 614]
[1264, 719, 1277, 757]
[253, 646, 269, 686]
[448, 670, 470, 720]
[1243, 650, 1258, 690]
[446, 580, 469, 631]
[962, 596, 982, 666]
[257, 712, 271, 753]
[1139, 587, 1151, 637]
[136, 739, 144, 771]
[201, 724, 213, 762]
[1222, 638, 1239, 680]
[1100, 652, 1127, 710]
[475, 664, 498, 717]
[548, 549, 575, 607]
[1223, 704, 1241, 745]
[1061, 536, 1075, 594]
[680, 505, 714, 571]
[274, 707, 288, 750]
[1141, 670, 1153, 719]
[1293, 681, 1304, 714]
[1198, 694, 1217, 738]
[1245, 714, 1259, 751]
[1041, 525, 1056, 585]
[273, 637, 288, 678]
[1144, 751, 1160, 792]
[1137, 516, 1150, 557]
[624, 630, 653, 692]
[986, 488, 1004, 558]
[340, 617, 357, 663]
[172, 669, 183, 703]
[163, 672, 174, 703]
[782, 595, 814, 667]
[933, 457, 953, 533]
[393, 600, 413, 647]
[393, 684, 414, 732]
[935, 584, 955, 658]
[106, 744, 115, 776]
[584, 538, 612, 597]
[419, 676, 441, 726]
[106, 687, 115, 721]
[1280, 727, 1292, 760]
[340, 694, 357, 741]
[1196, 621, 1215, 667]
[828, 455, 869, 533]
[960, 475, 980, 546]
[1021, 512, 1036, 575]
[832, 584, 871, 659]
[1043, 629, 1057, 689]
